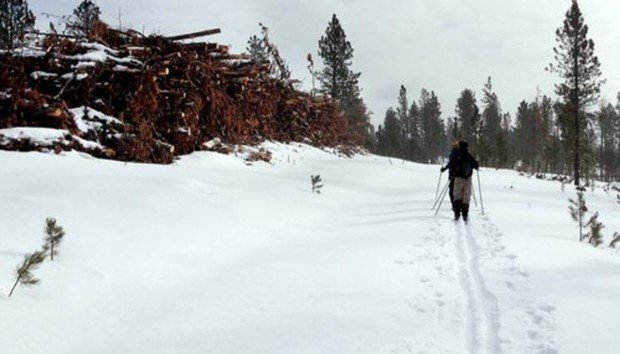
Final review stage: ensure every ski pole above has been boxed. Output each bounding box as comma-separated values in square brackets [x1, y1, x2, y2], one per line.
[432, 180, 449, 210]
[434, 171, 443, 201]
[477, 169, 484, 214]
[471, 178, 478, 208]
[434, 181, 450, 217]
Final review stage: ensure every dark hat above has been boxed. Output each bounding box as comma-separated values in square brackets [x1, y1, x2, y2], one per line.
[458, 140, 469, 151]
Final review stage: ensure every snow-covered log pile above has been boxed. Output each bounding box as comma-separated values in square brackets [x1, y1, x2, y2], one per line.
[0, 23, 353, 163]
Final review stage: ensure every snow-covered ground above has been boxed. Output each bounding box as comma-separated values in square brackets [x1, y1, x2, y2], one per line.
[1, 144, 619, 354]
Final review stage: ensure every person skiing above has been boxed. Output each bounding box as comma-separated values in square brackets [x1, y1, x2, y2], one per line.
[440, 140, 460, 213]
[441, 141, 479, 222]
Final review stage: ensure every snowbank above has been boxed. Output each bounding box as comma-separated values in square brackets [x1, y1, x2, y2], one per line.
[0, 127, 102, 150]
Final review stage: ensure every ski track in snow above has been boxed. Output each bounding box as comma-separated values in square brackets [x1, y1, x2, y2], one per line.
[474, 214, 559, 354]
[416, 199, 558, 354]
[454, 221, 502, 353]
[454, 222, 480, 353]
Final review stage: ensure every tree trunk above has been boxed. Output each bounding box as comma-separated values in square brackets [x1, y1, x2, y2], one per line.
[574, 107, 580, 187]
[580, 212, 585, 242]
[573, 53, 581, 186]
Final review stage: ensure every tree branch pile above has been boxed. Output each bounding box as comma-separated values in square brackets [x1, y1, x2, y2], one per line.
[0, 22, 355, 163]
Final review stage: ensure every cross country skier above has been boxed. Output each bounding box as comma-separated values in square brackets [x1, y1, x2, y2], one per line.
[441, 141, 479, 222]
[440, 141, 460, 213]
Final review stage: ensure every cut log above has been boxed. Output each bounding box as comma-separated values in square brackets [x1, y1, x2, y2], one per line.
[166, 29, 221, 41]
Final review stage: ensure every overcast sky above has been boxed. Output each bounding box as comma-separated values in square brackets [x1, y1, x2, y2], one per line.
[31, 0, 620, 126]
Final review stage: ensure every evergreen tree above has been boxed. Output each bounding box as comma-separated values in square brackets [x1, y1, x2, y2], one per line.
[408, 101, 421, 160]
[455, 89, 481, 150]
[547, 113, 565, 175]
[311, 175, 323, 194]
[584, 212, 604, 247]
[419, 89, 445, 163]
[569, 191, 588, 241]
[377, 108, 402, 158]
[547, 0, 605, 187]
[497, 113, 512, 167]
[42, 218, 65, 261]
[554, 100, 575, 175]
[317, 14, 373, 145]
[512, 95, 557, 173]
[246, 34, 269, 62]
[513, 101, 533, 169]
[318, 14, 359, 101]
[8, 250, 46, 297]
[66, 0, 101, 37]
[396, 85, 410, 158]
[0, 0, 35, 49]
[537, 95, 556, 173]
[480, 77, 503, 166]
[596, 103, 618, 181]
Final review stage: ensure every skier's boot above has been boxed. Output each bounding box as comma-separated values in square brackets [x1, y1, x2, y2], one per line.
[462, 203, 470, 223]
[453, 201, 462, 221]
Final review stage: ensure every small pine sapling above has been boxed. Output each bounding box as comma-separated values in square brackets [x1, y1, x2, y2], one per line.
[568, 192, 588, 241]
[584, 212, 604, 247]
[311, 175, 323, 194]
[42, 218, 65, 261]
[610, 232, 620, 249]
[8, 250, 46, 297]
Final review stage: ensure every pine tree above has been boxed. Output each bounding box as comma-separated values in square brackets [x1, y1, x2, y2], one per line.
[66, 0, 101, 37]
[246, 34, 269, 62]
[497, 112, 512, 168]
[0, 0, 36, 49]
[455, 89, 481, 150]
[554, 100, 576, 176]
[317, 14, 372, 146]
[375, 125, 386, 155]
[511, 95, 557, 173]
[513, 101, 531, 170]
[596, 103, 618, 181]
[568, 191, 588, 241]
[537, 95, 556, 173]
[42, 218, 65, 261]
[584, 212, 604, 247]
[547, 0, 605, 187]
[419, 89, 445, 163]
[311, 175, 323, 194]
[408, 101, 421, 161]
[377, 108, 402, 158]
[317, 14, 359, 101]
[396, 85, 410, 159]
[8, 250, 46, 297]
[480, 77, 503, 166]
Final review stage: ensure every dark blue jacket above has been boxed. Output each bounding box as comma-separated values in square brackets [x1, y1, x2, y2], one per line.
[445, 147, 479, 179]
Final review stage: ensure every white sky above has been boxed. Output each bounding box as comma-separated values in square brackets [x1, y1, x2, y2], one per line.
[31, 0, 620, 126]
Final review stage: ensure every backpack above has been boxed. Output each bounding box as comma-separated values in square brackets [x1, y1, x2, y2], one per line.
[455, 155, 474, 178]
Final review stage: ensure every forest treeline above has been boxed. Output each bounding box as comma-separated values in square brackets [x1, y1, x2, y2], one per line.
[376, 1, 618, 185]
[376, 80, 620, 183]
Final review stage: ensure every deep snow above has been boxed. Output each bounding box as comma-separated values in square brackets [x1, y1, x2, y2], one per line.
[1, 143, 619, 353]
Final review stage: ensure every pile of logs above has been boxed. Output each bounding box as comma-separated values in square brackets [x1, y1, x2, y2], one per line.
[0, 22, 354, 163]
